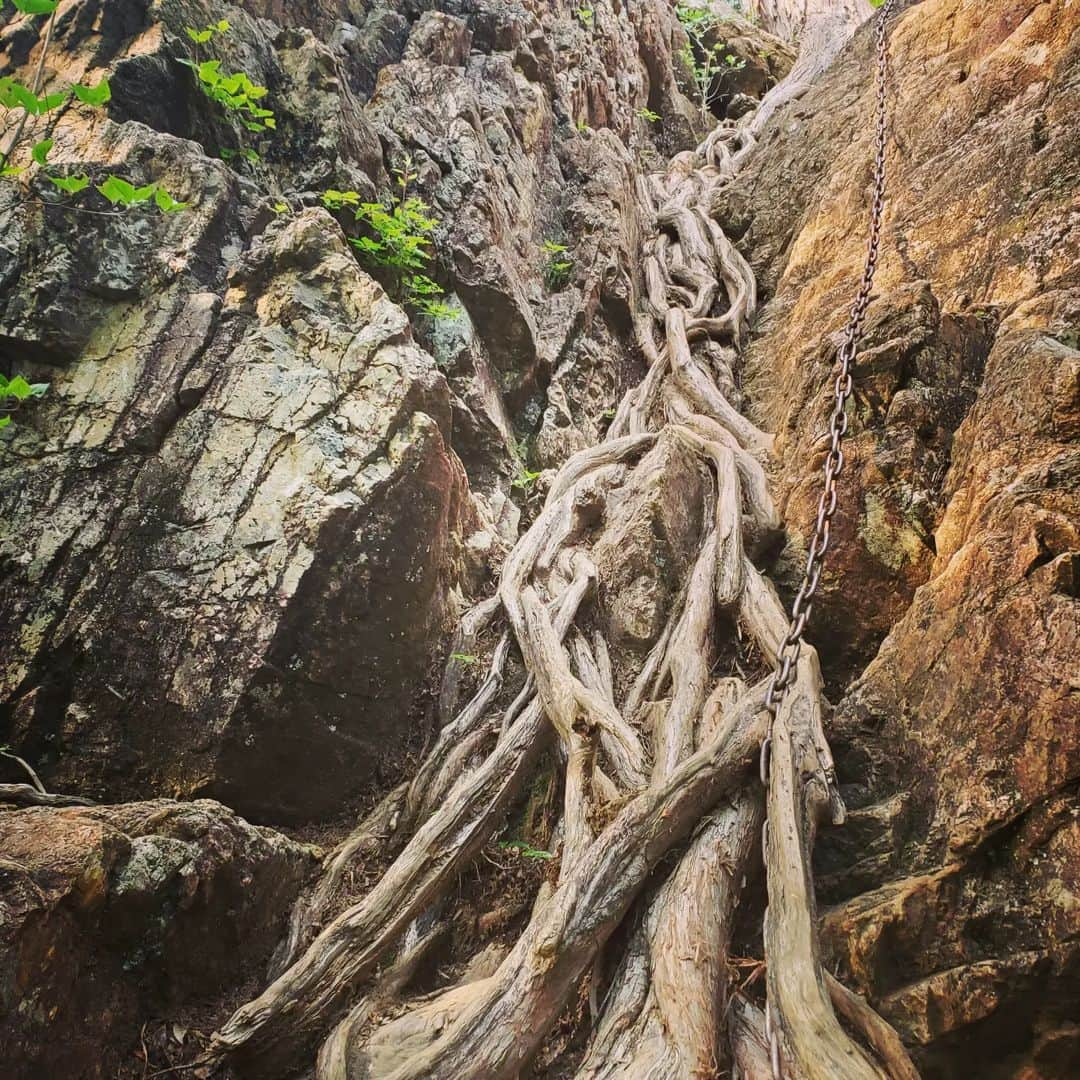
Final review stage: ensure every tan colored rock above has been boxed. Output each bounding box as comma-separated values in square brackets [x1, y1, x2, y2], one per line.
[720, 0, 1079, 1072]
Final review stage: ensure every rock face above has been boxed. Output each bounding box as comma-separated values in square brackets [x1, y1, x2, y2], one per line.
[0, 0, 704, 822]
[0, 798, 316, 1080]
[0, 0, 1076, 1076]
[725, 0, 1079, 1073]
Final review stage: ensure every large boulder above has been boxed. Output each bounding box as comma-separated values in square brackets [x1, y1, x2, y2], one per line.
[0, 193, 477, 822]
[0, 798, 317, 1080]
[0, 3, 480, 822]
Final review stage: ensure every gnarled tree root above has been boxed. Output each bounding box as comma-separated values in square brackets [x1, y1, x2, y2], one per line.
[208, 7, 916, 1078]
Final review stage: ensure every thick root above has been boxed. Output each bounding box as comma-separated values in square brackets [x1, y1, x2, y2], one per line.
[345, 694, 768, 1080]
[577, 790, 762, 1079]
[210, 8, 912, 1078]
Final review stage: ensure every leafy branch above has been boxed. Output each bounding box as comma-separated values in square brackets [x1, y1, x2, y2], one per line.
[676, 3, 747, 127]
[322, 157, 453, 319]
[0, 0, 60, 172]
[179, 58, 276, 134]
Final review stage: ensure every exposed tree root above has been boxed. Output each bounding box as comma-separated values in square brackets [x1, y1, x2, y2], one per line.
[0, 783, 95, 808]
[208, 8, 916, 1078]
[0, 750, 94, 807]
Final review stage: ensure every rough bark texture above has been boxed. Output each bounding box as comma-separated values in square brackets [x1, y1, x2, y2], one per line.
[0, 0, 1076, 1077]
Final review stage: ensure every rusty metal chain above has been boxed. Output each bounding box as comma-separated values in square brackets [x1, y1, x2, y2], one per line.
[757, 3, 895, 1077]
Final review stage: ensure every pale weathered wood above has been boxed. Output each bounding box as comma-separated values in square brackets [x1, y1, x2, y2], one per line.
[210, 6, 908, 1076]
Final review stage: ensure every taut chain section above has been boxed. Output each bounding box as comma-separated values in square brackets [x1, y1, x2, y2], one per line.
[758, 3, 896, 1077]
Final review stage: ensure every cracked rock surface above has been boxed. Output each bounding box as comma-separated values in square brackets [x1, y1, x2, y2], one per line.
[0, 0, 1077, 1076]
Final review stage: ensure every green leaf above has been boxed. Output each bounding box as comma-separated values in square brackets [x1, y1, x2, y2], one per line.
[39, 90, 68, 112]
[186, 27, 213, 44]
[216, 19, 230, 32]
[5, 376, 32, 401]
[73, 78, 111, 107]
[0, 416, 10, 430]
[154, 186, 189, 213]
[1, 164, 24, 178]
[27, 382, 50, 398]
[450, 652, 478, 665]
[97, 175, 137, 204]
[12, 0, 61, 14]
[271, 201, 288, 214]
[197, 59, 222, 86]
[0, 78, 42, 113]
[350, 236, 383, 256]
[31, 138, 53, 166]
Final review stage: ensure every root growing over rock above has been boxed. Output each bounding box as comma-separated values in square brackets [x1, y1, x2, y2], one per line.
[207, 12, 917, 1079]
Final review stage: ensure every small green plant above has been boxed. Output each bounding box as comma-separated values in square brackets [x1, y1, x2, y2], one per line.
[323, 158, 452, 319]
[180, 59, 275, 132]
[512, 463, 542, 492]
[636, 107, 661, 123]
[498, 840, 555, 860]
[676, 4, 747, 127]
[542, 239, 573, 291]
[0, 373, 49, 431]
[450, 652, 479, 665]
[185, 18, 230, 48]
[576, 7, 594, 26]
[576, 118, 590, 133]
[180, 17, 274, 173]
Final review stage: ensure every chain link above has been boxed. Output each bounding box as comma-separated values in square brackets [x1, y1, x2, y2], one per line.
[758, 3, 894, 1075]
